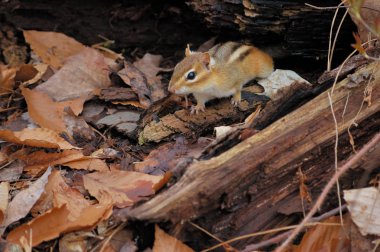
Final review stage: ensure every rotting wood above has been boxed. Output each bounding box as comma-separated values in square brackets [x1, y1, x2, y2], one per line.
[125, 61, 380, 248]
[138, 92, 269, 143]
[185, 0, 355, 58]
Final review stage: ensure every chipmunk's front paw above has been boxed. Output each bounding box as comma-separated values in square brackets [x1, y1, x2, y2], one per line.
[190, 104, 206, 114]
[231, 97, 241, 107]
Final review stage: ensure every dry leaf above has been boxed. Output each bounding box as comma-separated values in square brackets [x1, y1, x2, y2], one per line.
[293, 216, 350, 252]
[83, 170, 170, 207]
[35, 47, 112, 101]
[16, 64, 50, 85]
[32, 170, 92, 222]
[0, 160, 24, 182]
[7, 203, 111, 247]
[153, 225, 194, 252]
[59, 232, 87, 252]
[0, 182, 9, 224]
[22, 87, 86, 134]
[1, 167, 52, 230]
[133, 53, 167, 102]
[23, 30, 86, 69]
[0, 128, 78, 149]
[0, 64, 17, 95]
[18, 149, 108, 176]
[14, 64, 38, 83]
[344, 187, 380, 235]
[118, 61, 151, 108]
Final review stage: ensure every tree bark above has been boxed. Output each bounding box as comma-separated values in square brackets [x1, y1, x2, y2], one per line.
[186, 0, 355, 58]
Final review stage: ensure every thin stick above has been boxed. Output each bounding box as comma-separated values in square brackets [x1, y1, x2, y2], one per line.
[327, 1, 346, 71]
[327, 92, 344, 226]
[242, 205, 347, 252]
[277, 132, 380, 251]
[189, 221, 225, 244]
[329, 8, 349, 70]
[305, 3, 347, 10]
[201, 222, 340, 252]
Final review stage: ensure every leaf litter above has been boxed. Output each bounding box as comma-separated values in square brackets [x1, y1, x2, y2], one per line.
[0, 29, 187, 250]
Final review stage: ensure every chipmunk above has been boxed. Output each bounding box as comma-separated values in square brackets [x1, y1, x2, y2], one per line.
[168, 41, 274, 114]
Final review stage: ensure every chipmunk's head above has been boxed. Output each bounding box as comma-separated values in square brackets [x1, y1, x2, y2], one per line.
[168, 45, 214, 95]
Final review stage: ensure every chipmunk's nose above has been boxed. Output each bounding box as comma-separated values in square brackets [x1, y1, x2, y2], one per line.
[168, 84, 176, 93]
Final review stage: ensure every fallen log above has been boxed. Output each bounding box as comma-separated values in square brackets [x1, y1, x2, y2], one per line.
[126, 61, 379, 249]
[185, 0, 355, 58]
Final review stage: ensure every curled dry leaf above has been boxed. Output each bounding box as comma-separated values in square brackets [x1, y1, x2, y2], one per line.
[21, 87, 86, 134]
[36, 47, 112, 102]
[7, 203, 112, 247]
[153, 225, 194, 252]
[0, 182, 9, 224]
[1, 167, 52, 230]
[17, 149, 108, 176]
[0, 128, 78, 149]
[83, 170, 170, 208]
[133, 53, 167, 102]
[14, 64, 38, 83]
[32, 170, 91, 220]
[344, 187, 380, 236]
[118, 61, 151, 108]
[0, 64, 17, 95]
[23, 30, 86, 69]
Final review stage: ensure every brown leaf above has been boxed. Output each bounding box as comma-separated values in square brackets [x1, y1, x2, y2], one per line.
[0, 64, 17, 95]
[14, 64, 38, 83]
[7, 203, 112, 247]
[351, 33, 366, 55]
[0, 128, 78, 149]
[0, 160, 24, 182]
[32, 170, 92, 222]
[18, 149, 108, 176]
[23, 30, 86, 69]
[0, 182, 9, 224]
[35, 47, 112, 102]
[133, 53, 167, 102]
[293, 216, 350, 252]
[59, 232, 87, 252]
[21, 64, 52, 86]
[83, 170, 170, 208]
[152, 225, 194, 252]
[21, 87, 86, 134]
[1, 167, 52, 230]
[118, 61, 151, 108]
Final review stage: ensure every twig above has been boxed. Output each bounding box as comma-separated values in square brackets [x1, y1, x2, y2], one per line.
[305, 3, 347, 10]
[202, 222, 340, 252]
[242, 204, 347, 252]
[189, 221, 238, 251]
[327, 1, 347, 71]
[329, 8, 349, 71]
[277, 132, 380, 251]
[327, 92, 344, 227]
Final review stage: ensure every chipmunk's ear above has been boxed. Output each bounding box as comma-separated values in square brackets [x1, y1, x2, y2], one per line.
[202, 52, 213, 70]
[185, 44, 192, 57]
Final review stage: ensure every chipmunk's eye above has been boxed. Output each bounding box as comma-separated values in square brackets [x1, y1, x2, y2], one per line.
[186, 71, 196, 80]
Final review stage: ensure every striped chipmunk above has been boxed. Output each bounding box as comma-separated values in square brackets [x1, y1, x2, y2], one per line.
[168, 42, 274, 114]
